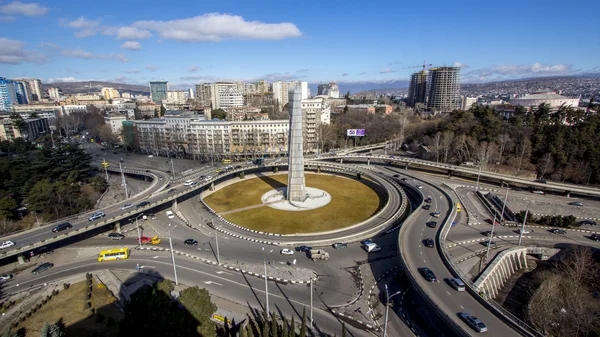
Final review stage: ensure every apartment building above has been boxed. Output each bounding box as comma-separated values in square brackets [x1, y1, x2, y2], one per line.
[272, 81, 308, 107]
[101, 87, 120, 100]
[48, 88, 60, 101]
[166, 90, 188, 104]
[0, 117, 50, 142]
[105, 113, 127, 136]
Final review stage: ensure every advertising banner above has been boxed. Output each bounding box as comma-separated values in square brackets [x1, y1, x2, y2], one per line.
[346, 129, 365, 137]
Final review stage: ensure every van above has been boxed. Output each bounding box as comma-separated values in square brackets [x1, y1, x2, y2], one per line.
[449, 278, 466, 291]
[166, 210, 175, 219]
[363, 243, 381, 252]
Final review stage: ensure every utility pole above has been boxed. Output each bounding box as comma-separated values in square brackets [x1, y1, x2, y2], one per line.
[102, 158, 109, 182]
[170, 157, 175, 179]
[168, 224, 179, 285]
[119, 162, 128, 198]
[383, 284, 402, 337]
[262, 247, 273, 314]
[518, 208, 529, 246]
[475, 164, 483, 192]
[485, 213, 497, 258]
[310, 278, 313, 329]
[499, 182, 510, 223]
[135, 214, 144, 249]
[215, 230, 220, 264]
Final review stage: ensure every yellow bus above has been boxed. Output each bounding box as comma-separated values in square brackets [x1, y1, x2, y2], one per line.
[222, 159, 232, 164]
[456, 203, 462, 212]
[98, 248, 130, 262]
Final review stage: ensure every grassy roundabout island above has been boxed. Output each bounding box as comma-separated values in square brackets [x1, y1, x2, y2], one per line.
[203, 173, 384, 234]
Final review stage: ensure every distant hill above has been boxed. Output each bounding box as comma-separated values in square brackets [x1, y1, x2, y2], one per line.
[42, 81, 149, 95]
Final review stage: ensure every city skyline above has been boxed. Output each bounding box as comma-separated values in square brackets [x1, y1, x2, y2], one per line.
[0, 0, 599, 88]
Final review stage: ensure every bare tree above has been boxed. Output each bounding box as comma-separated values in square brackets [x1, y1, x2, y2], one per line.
[0, 218, 18, 236]
[475, 141, 499, 169]
[425, 132, 442, 162]
[537, 153, 554, 179]
[496, 133, 512, 164]
[514, 138, 532, 174]
[440, 131, 454, 163]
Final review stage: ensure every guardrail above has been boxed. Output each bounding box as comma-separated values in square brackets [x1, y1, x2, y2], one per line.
[441, 184, 544, 337]
[313, 154, 600, 197]
[396, 182, 472, 336]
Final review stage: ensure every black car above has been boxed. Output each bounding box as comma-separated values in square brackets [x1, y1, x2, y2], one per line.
[332, 243, 348, 249]
[426, 221, 437, 228]
[393, 174, 400, 177]
[113, 151, 118, 154]
[184, 239, 198, 246]
[108, 233, 125, 240]
[52, 222, 72, 233]
[419, 267, 437, 282]
[401, 177, 408, 181]
[145, 170, 151, 173]
[167, 188, 177, 194]
[549, 228, 567, 235]
[31, 262, 54, 275]
[424, 238, 434, 248]
[422, 204, 431, 210]
[590, 234, 600, 241]
[581, 220, 597, 226]
[136, 201, 150, 208]
[424, 196, 432, 203]
[295, 245, 312, 252]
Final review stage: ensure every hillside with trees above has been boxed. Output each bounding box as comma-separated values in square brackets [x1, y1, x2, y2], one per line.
[0, 142, 106, 233]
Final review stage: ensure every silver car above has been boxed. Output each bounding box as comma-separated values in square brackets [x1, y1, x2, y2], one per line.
[458, 312, 488, 332]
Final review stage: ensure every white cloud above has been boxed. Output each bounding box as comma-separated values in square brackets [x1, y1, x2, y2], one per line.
[132, 13, 301, 42]
[379, 68, 396, 74]
[60, 16, 102, 37]
[0, 37, 45, 64]
[121, 41, 141, 50]
[453, 62, 469, 69]
[46, 77, 79, 83]
[61, 48, 128, 62]
[189, 64, 199, 73]
[125, 69, 142, 74]
[0, 16, 15, 22]
[145, 64, 157, 72]
[341, 73, 348, 77]
[104, 26, 152, 40]
[0, 1, 48, 17]
[464, 62, 573, 81]
[297, 68, 309, 73]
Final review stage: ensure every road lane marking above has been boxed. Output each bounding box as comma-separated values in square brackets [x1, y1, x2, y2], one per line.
[204, 281, 223, 286]
[216, 271, 232, 275]
[446, 291, 451, 295]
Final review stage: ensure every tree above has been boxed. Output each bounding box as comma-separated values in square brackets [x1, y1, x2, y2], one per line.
[440, 131, 454, 163]
[96, 125, 119, 148]
[514, 138, 532, 174]
[425, 132, 442, 162]
[299, 307, 307, 337]
[343, 105, 348, 114]
[212, 109, 227, 120]
[289, 315, 295, 337]
[0, 329, 18, 337]
[178, 286, 217, 337]
[40, 320, 66, 337]
[341, 322, 347, 337]
[496, 133, 512, 164]
[281, 316, 288, 337]
[160, 104, 166, 117]
[537, 152, 554, 179]
[0, 196, 17, 220]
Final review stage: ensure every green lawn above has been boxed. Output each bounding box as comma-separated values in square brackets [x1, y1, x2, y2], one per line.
[203, 173, 383, 234]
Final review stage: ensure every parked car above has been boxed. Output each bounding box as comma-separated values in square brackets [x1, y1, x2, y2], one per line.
[108, 233, 125, 240]
[184, 238, 198, 246]
[424, 238, 434, 248]
[393, 174, 400, 177]
[280, 248, 294, 255]
[31, 262, 54, 275]
[549, 228, 567, 235]
[418, 267, 437, 282]
[458, 312, 488, 333]
[332, 243, 347, 249]
[426, 221, 437, 228]
[0, 274, 13, 281]
[52, 222, 72, 233]
[136, 201, 150, 208]
[0, 241, 15, 250]
[121, 204, 133, 210]
[88, 212, 105, 221]
[448, 278, 466, 291]
[295, 245, 312, 252]
[568, 201, 584, 206]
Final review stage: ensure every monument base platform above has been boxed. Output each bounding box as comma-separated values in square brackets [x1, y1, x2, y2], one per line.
[261, 187, 331, 211]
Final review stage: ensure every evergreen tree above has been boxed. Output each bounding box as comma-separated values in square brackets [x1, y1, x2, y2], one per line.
[246, 323, 254, 337]
[40, 322, 51, 337]
[289, 316, 296, 337]
[281, 316, 289, 337]
[0, 330, 17, 337]
[299, 308, 307, 337]
[239, 322, 248, 337]
[341, 322, 347, 337]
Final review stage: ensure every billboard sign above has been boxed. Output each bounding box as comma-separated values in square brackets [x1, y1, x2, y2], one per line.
[346, 129, 365, 137]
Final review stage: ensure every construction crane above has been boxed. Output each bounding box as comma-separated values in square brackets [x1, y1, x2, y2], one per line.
[404, 61, 433, 72]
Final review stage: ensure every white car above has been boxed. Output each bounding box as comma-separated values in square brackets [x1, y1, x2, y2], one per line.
[416, 185, 423, 189]
[0, 274, 13, 281]
[280, 248, 294, 255]
[184, 180, 194, 186]
[148, 155, 154, 158]
[0, 241, 15, 250]
[532, 190, 545, 195]
[204, 176, 212, 181]
[166, 210, 175, 219]
[121, 203, 133, 210]
[517, 229, 530, 234]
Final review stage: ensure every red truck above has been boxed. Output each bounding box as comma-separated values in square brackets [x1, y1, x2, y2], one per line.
[138, 236, 161, 245]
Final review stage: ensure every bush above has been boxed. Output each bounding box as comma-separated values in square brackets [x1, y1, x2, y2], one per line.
[86, 273, 92, 280]
[85, 301, 91, 309]
[63, 283, 70, 290]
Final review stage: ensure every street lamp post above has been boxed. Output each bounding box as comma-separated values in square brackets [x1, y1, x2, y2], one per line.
[383, 284, 402, 337]
[135, 214, 144, 249]
[485, 213, 497, 258]
[518, 207, 529, 246]
[168, 223, 179, 285]
[499, 181, 510, 223]
[475, 163, 483, 192]
[310, 279, 313, 329]
[262, 247, 273, 314]
[215, 230, 220, 264]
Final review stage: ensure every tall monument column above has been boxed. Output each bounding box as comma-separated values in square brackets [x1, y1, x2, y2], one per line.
[287, 87, 308, 202]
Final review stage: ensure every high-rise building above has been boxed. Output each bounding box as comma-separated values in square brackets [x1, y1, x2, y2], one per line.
[407, 70, 427, 107]
[149, 81, 169, 103]
[427, 67, 461, 112]
[48, 87, 60, 101]
[317, 82, 340, 98]
[14, 78, 42, 101]
[272, 81, 308, 107]
[166, 90, 188, 104]
[13, 81, 29, 104]
[256, 80, 269, 93]
[0, 78, 18, 111]
[187, 88, 194, 99]
[219, 87, 244, 107]
[101, 87, 120, 100]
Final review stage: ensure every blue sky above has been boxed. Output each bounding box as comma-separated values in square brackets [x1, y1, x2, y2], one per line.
[0, 0, 599, 89]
